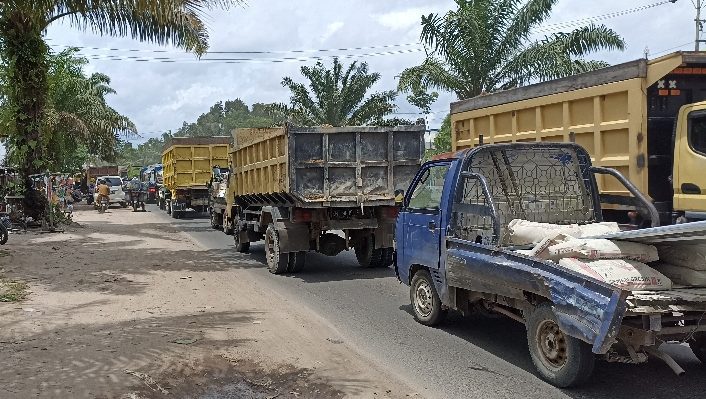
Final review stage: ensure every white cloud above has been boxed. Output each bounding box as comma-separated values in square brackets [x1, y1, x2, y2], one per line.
[376, 7, 430, 31]
[40, 0, 697, 143]
[320, 21, 344, 43]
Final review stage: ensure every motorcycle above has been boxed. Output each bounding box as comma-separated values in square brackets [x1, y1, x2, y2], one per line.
[98, 196, 109, 213]
[129, 189, 146, 212]
[0, 215, 9, 245]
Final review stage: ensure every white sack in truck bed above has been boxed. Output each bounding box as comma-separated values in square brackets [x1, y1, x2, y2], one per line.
[559, 258, 672, 291]
[652, 263, 706, 287]
[508, 219, 620, 245]
[548, 239, 659, 263]
[657, 243, 706, 271]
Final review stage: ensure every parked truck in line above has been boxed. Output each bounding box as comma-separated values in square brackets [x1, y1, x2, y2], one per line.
[161, 137, 231, 219]
[450, 51, 706, 225]
[223, 125, 425, 273]
[208, 165, 231, 231]
[396, 142, 706, 388]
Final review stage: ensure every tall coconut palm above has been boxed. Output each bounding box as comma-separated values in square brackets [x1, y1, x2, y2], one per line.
[0, 0, 239, 179]
[282, 58, 397, 126]
[398, 0, 626, 101]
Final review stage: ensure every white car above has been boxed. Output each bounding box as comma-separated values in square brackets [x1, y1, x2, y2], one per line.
[94, 176, 127, 208]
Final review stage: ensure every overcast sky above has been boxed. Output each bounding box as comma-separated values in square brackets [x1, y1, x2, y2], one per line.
[42, 0, 698, 145]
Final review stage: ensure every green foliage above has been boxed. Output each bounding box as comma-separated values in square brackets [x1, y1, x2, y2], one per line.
[0, 0, 241, 215]
[398, 0, 625, 100]
[2, 49, 135, 172]
[282, 58, 397, 126]
[0, 278, 28, 303]
[174, 99, 292, 137]
[431, 115, 451, 155]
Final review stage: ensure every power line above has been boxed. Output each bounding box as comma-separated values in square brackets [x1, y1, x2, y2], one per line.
[65, 47, 426, 64]
[533, 1, 677, 33]
[650, 41, 694, 56]
[45, 39, 422, 56]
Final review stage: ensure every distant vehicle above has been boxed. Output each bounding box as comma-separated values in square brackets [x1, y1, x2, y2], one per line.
[93, 176, 127, 208]
[161, 137, 231, 218]
[208, 166, 231, 233]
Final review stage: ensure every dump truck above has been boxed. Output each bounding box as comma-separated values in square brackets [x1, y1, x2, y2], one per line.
[396, 142, 706, 388]
[208, 165, 231, 231]
[223, 125, 425, 273]
[450, 51, 706, 226]
[161, 137, 231, 218]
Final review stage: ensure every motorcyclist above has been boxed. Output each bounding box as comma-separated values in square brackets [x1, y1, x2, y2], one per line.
[96, 179, 110, 204]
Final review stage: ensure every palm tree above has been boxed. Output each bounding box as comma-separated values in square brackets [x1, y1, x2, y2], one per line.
[398, 0, 626, 101]
[0, 0, 239, 179]
[282, 58, 397, 126]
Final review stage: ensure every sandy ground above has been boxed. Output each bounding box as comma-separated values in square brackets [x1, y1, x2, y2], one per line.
[0, 205, 419, 399]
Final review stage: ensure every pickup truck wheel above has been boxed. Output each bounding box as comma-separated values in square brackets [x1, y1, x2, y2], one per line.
[410, 270, 447, 326]
[379, 248, 395, 268]
[689, 332, 706, 364]
[234, 231, 250, 253]
[526, 304, 595, 388]
[288, 251, 306, 273]
[265, 224, 288, 274]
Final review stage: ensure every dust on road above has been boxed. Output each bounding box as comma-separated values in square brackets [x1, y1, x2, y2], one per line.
[0, 205, 417, 398]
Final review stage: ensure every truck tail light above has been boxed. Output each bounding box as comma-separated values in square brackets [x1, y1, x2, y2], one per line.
[293, 208, 312, 222]
[148, 187, 156, 192]
[382, 206, 400, 219]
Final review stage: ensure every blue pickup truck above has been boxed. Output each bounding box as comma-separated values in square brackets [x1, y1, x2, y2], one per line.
[395, 142, 706, 387]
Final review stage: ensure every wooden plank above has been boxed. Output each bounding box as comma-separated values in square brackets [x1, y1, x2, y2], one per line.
[451, 59, 648, 115]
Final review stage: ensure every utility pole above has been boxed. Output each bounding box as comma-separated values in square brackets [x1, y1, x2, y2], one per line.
[697, 0, 705, 51]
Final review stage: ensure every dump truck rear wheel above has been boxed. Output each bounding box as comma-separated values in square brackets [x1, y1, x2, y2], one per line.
[689, 332, 706, 364]
[410, 270, 447, 326]
[355, 235, 382, 268]
[265, 224, 288, 274]
[234, 231, 250, 253]
[378, 248, 394, 268]
[288, 251, 306, 273]
[526, 303, 595, 388]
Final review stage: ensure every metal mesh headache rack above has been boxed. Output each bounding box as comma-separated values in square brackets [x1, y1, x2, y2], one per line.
[450, 143, 603, 246]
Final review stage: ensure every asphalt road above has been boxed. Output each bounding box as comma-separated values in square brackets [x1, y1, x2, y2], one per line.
[154, 206, 706, 399]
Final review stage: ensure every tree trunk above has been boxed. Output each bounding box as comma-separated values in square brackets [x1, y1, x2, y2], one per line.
[0, 13, 50, 219]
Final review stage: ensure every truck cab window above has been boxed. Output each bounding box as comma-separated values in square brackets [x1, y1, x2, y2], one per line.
[407, 165, 450, 210]
[689, 111, 706, 155]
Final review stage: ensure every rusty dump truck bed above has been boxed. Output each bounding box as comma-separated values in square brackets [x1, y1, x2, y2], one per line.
[231, 125, 425, 207]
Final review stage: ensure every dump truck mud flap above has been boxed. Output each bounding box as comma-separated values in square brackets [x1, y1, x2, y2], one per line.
[274, 221, 310, 253]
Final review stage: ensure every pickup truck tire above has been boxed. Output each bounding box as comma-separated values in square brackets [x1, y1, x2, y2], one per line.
[410, 270, 447, 326]
[234, 231, 250, 253]
[526, 304, 595, 388]
[689, 332, 706, 364]
[288, 251, 306, 273]
[265, 224, 288, 274]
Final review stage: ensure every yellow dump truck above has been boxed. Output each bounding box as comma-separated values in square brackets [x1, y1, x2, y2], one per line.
[222, 125, 425, 274]
[161, 136, 231, 218]
[450, 51, 706, 225]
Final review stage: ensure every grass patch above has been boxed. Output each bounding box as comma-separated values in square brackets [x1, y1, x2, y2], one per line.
[0, 279, 29, 302]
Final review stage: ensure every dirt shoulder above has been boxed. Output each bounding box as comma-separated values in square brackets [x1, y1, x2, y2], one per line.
[0, 205, 418, 399]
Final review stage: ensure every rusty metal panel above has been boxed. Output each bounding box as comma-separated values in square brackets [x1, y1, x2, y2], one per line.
[233, 125, 425, 206]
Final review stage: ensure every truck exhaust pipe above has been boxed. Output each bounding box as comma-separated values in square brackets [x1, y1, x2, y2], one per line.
[645, 347, 685, 376]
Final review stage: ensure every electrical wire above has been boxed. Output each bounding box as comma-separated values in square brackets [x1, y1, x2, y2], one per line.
[65, 47, 425, 64]
[533, 1, 676, 33]
[650, 41, 694, 56]
[44, 38, 422, 56]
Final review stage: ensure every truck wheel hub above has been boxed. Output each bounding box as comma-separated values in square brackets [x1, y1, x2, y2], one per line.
[537, 320, 567, 369]
[414, 281, 433, 316]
